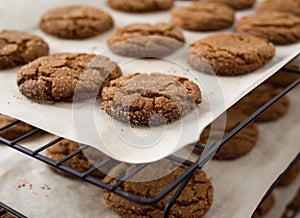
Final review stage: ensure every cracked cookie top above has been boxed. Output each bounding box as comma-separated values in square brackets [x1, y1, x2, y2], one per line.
[187, 33, 275, 76]
[236, 12, 300, 45]
[40, 5, 114, 39]
[107, 0, 174, 12]
[107, 22, 185, 57]
[17, 53, 122, 102]
[101, 72, 201, 126]
[103, 162, 213, 218]
[0, 30, 49, 69]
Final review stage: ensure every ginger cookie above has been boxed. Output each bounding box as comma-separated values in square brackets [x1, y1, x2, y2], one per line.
[171, 2, 235, 31]
[101, 73, 202, 126]
[40, 5, 113, 39]
[188, 33, 275, 76]
[107, 0, 174, 12]
[232, 84, 290, 122]
[237, 12, 300, 45]
[252, 193, 275, 218]
[17, 53, 122, 102]
[0, 114, 34, 141]
[201, 0, 256, 10]
[267, 70, 300, 87]
[256, 0, 300, 17]
[107, 22, 185, 57]
[0, 30, 49, 70]
[278, 160, 300, 187]
[46, 139, 109, 178]
[194, 108, 259, 160]
[103, 163, 213, 218]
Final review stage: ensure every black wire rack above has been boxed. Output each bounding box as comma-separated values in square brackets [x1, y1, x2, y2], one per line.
[0, 58, 299, 217]
[0, 201, 26, 218]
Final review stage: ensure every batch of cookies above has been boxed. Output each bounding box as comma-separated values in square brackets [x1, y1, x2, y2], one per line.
[1, 0, 300, 217]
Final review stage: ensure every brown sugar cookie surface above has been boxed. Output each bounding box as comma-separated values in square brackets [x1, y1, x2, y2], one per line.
[0, 115, 34, 141]
[46, 139, 108, 178]
[101, 72, 202, 126]
[107, 22, 185, 57]
[237, 12, 300, 45]
[108, 0, 174, 12]
[256, 0, 300, 17]
[0, 30, 49, 69]
[40, 5, 113, 39]
[232, 84, 290, 122]
[187, 33, 275, 76]
[201, 0, 256, 10]
[103, 163, 213, 218]
[171, 2, 235, 31]
[195, 108, 258, 160]
[17, 53, 122, 102]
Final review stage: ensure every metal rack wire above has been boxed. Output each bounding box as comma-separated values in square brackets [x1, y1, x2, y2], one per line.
[0, 61, 299, 217]
[0, 202, 26, 218]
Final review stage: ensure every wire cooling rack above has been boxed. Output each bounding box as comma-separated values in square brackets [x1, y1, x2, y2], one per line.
[0, 62, 299, 217]
[0, 201, 26, 218]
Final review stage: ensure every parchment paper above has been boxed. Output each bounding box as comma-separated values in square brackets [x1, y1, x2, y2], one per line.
[0, 0, 300, 163]
[0, 86, 299, 218]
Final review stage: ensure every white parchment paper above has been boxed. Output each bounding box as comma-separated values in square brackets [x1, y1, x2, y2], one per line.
[0, 0, 300, 163]
[0, 86, 299, 218]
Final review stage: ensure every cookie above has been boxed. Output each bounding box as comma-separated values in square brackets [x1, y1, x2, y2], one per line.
[278, 160, 300, 187]
[103, 163, 213, 218]
[0, 30, 49, 70]
[267, 63, 300, 87]
[201, 0, 256, 10]
[237, 12, 300, 45]
[17, 53, 122, 102]
[46, 139, 109, 178]
[171, 2, 235, 31]
[101, 72, 202, 126]
[194, 108, 258, 160]
[232, 84, 290, 122]
[40, 5, 113, 39]
[256, 0, 300, 17]
[252, 193, 275, 218]
[108, 0, 174, 12]
[107, 22, 185, 57]
[287, 188, 300, 210]
[188, 33, 275, 76]
[0, 114, 34, 141]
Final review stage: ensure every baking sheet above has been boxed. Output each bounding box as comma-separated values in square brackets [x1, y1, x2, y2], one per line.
[0, 0, 300, 163]
[0, 86, 299, 218]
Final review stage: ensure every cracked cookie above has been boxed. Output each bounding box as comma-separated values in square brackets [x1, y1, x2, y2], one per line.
[256, 0, 300, 17]
[107, 22, 185, 57]
[171, 2, 235, 31]
[194, 108, 258, 160]
[252, 193, 275, 218]
[0, 30, 49, 70]
[40, 5, 114, 39]
[232, 84, 290, 122]
[17, 53, 122, 102]
[237, 12, 300, 45]
[103, 163, 213, 218]
[101, 72, 202, 126]
[187, 33, 275, 76]
[0, 114, 34, 141]
[107, 0, 174, 12]
[201, 0, 255, 10]
[46, 139, 110, 178]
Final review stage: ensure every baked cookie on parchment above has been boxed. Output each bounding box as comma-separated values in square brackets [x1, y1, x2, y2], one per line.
[101, 72, 202, 126]
[40, 5, 113, 39]
[201, 0, 256, 10]
[171, 2, 235, 31]
[17, 53, 122, 102]
[252, 193, 275, 218]
[107, 0, 174, 12]
[256, 0, 300, 17]
[0, 30, 49, 70]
